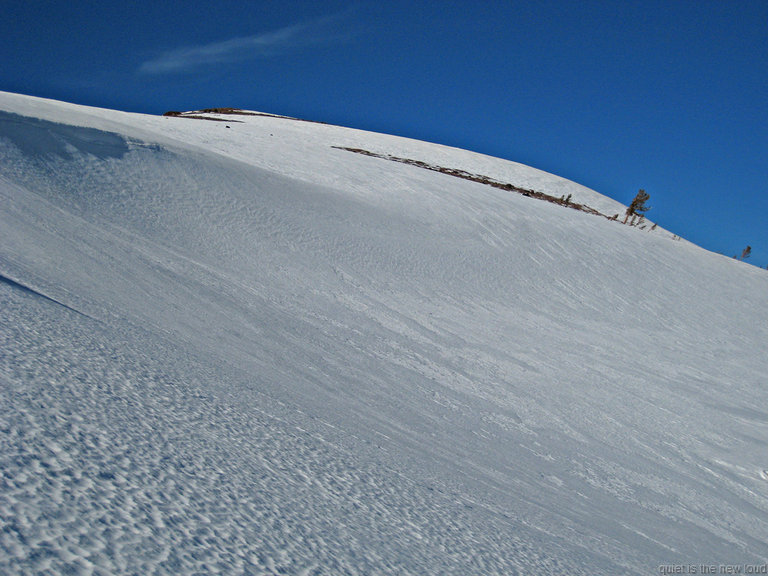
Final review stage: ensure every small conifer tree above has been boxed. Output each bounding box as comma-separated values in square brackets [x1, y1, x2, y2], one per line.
[624, 189, 651, 223]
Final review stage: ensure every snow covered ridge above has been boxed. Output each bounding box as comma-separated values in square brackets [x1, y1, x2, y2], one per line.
[162, 104, 645, 222]
[333, 145, 636, 222]
[165, 104, 661, 227]
[163, 107, 326, 124]
[1, 91, 768, 575]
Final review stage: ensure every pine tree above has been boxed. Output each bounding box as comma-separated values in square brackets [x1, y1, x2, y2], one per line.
[624, 189, 651, 223]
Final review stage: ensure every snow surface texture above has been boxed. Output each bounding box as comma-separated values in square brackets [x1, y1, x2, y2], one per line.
[1, 91, 767, 575]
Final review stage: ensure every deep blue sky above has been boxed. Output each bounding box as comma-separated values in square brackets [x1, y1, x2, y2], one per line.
[3, 1, 766, 268]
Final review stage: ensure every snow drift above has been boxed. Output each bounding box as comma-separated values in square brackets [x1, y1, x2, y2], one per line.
[1, 91, 767, 575]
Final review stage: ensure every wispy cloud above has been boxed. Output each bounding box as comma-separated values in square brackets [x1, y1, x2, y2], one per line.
[139, 15, 349, 75]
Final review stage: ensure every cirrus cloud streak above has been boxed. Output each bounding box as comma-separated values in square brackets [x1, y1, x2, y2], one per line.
[139, 15, 349, 74]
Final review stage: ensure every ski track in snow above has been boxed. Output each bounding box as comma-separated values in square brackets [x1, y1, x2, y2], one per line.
[1, 92, 768, 574]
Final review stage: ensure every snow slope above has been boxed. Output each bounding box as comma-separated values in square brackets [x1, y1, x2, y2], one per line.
[1, 91, 767, 575]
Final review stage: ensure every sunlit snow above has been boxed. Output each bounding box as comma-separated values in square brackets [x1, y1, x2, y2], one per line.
[1, 91, 767, 575]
